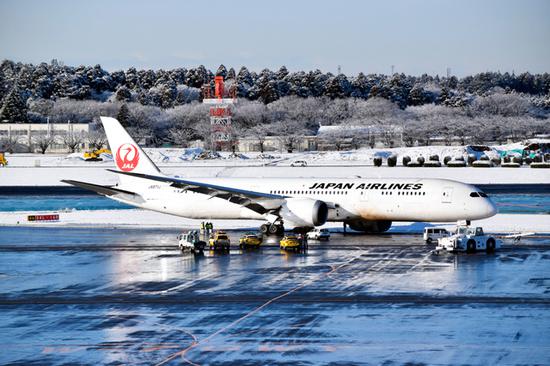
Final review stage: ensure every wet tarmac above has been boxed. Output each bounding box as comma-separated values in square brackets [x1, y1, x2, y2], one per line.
[0, 226, 549, 365]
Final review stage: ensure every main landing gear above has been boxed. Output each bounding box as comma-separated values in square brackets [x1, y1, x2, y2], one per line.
[260, 222, 285, 236]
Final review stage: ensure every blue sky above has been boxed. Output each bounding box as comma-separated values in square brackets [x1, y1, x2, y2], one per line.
[1, 0, 549, 76]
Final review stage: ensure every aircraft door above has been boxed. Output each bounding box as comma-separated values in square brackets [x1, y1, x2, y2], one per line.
[359, 189, 369, 202]
[441, 187, 453, 203]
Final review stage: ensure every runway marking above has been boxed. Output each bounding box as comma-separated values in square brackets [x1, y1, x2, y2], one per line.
[149, 273, 218, 295]
[154, 249, 363, 366]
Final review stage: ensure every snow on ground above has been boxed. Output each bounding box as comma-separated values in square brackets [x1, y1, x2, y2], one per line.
[5, 138, 549, 168]
[1, 140, 548, 186]
[1, 164, 548, 186]
[1, 209, 548, 234]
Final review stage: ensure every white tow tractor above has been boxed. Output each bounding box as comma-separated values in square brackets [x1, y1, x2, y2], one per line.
[177, 230, 207, 253]
[436, 225, 501, 253]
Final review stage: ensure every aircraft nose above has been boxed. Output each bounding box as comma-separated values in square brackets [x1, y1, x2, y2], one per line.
[485, 199, 498, 217]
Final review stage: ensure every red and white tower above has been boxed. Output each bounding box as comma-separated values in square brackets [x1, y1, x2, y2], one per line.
[202, 76, 237, 151]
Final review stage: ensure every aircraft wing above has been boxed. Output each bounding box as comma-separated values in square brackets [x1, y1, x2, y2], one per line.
[107, 170, 285, 215]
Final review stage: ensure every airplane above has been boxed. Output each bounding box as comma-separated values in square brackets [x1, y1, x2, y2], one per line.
[62, 117, 498, 235]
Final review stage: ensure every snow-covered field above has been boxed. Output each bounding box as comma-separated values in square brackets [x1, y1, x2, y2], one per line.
[3, 165, 550, 187]
[1, 142, 549, 186]
[1, 140, 541, 167]
[1, 209, 548, 234]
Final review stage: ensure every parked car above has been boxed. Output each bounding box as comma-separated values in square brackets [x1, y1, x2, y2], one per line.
[209, 231, 231, 251]
[423, 227, 450, 244]
[239, 232, 262, 249]
[279, 235, 302, 251]
[290, 160, 308, 167]
[306, 228, 330, 241]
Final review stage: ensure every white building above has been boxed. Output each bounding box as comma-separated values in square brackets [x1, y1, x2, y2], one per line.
[0, 123, 90, 153]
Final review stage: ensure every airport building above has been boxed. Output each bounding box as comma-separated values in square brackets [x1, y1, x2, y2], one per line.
[0, 123, 90, 153]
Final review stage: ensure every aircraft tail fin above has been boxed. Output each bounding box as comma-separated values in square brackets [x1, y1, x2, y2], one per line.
[100, 117, 162, 186]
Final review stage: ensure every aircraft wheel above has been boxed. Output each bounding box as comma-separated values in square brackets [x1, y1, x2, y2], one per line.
[268, 224, 279, 235]
[276, 225, 285, 235]
[260, 224, 270, 234]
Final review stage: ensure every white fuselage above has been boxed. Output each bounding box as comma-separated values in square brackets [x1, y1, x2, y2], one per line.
[112, 177, 497, 227]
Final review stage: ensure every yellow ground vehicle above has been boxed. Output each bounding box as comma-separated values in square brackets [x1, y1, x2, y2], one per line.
[209, 231, 231, 251]
[0, 151, 7, 167]
[239, 233, 262, 249]
[279, 235, 302, 251]
[84, 148, 111, 161]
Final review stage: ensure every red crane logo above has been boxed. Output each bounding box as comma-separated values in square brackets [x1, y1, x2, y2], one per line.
[116, 143, 139, 172]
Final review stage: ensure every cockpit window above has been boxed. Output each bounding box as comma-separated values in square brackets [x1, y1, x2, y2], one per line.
[470, 192, 480, 197]
[479, 192, 488, 198]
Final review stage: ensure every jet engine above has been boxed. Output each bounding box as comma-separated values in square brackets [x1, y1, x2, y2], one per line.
[281, 198, 328, 227]
[346, 219, 392, 233]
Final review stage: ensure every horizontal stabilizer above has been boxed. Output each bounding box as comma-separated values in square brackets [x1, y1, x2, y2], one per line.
[61, 180, 139, 197]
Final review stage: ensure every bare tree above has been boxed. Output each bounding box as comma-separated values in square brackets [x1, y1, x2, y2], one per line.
[169, 127, 195, 147]
[233, 100, 270, 128]
[273, 119, 305, 153]
[381, 129, 396, 148]
[249, 124, 269, 153]
[33, 133, 55, 154]
[228, 124, 244, 154]
[0, 134, 20, 153]
[62, 131, 85, 152]
[87, 130, 107, 150]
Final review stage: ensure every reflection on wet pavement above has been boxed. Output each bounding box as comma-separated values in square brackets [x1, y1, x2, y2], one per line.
[0, 227, 549, 365]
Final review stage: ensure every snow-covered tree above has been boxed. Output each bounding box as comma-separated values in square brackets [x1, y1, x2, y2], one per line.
[116, 104, 132, 127]
[248, 124, 270, 153]
[0, 85, 28, 123]
[115, 86, 132, 102]
[215, 64, 227, 78]
[272, 119, 306, 153]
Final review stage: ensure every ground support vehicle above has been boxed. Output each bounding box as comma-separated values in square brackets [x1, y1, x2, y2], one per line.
[290, 160, 307, 167]
[209, 231, 231, 251]
[239, 232, 263, 249]
[0, 151, 7, 166]
[306, 228, 330, 241]
[436, 226, 501, 253]
[423, 227, 450, 244]
[280, 235, 304, 252]
[84, 148, 111, 161]
[177, 230, 206, 253]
